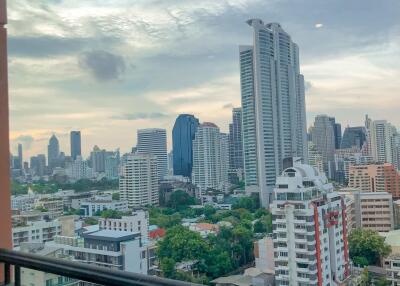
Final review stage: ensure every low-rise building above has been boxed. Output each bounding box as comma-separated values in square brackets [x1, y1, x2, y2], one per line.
[11, 194, 37, 211]
[34, 197, 64, 218]
[12, 220, 62, 248]
[341, 190, 394, 232]
[99, 210, 149, 240]
[49, 229, 147, 274]
[383, 254, 400, 286]
[182, 222, 219, 238]
[80, 199, 128, 217]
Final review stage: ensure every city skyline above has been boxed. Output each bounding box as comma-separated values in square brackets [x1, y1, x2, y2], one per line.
[8, 0, 400, 159]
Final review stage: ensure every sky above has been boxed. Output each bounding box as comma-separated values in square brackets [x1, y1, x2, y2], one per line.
[7, 0, 400, 160]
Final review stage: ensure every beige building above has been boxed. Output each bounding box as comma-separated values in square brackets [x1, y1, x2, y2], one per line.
[34, 197, 64, 218]
[348, 163, 400, 199]
[383, 230, 400, 285]
[340, 189, 394, 232]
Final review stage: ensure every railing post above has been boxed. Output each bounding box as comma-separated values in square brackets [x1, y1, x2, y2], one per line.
[3, 263, 10, 285]
[14, 266, 20, 286]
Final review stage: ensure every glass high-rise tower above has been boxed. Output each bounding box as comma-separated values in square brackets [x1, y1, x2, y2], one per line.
[70, 131, 81, 160]
[172, 114, 199, 178]
[240, 20, 308, 206]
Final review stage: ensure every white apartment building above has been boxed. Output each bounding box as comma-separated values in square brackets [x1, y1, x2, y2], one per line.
[136, 128, 168, 180]
[99, 210, 149, 240]
[80, 199, 128, 217]
[308, 142, 324, 175]
[12, 220, 62, 248]
[119, 153, 159, 208]
[369, 119, 397, 166]
[240, 20, 308, 207]
[192, 123, 229, 193]
[271, 160, 349, 285]
[65, 155, 93, 181]
[49, 230, 147, 274]
[11, 194, 36, 211]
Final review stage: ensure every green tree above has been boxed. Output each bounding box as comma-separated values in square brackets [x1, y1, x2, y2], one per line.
[157, 225, 209, 262]
[100, 209, 123, 219]
[253, 220, 267, 233]
[160, 257, 176, 278]
[167, 190, 196, 210]
[84, 217, 98, 225]
[232, 196, 257, 212]
[203, 205, 217, 221]
[349, 228, 391, 266]
[112, 192, 120, 200]
[374, 277, 390, 286]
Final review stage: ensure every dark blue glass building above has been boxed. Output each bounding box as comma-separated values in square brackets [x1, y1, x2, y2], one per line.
[172, 114, 199, 178]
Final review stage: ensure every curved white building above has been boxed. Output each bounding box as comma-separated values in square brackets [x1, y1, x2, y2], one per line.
[271, 159, 349, 286]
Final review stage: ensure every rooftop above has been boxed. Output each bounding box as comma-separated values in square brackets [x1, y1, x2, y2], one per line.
[82, 229, 139, 242]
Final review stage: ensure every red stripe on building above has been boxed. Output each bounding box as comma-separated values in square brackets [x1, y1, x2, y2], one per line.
[313, 203, 323, 286]
[341, 198, 350, 278]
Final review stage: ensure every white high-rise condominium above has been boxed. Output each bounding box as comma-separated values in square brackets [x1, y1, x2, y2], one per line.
[271, 159, 349, 285]
[240, 20, 307, 206]
[312, 115, 336, 175]
[369, 119, 398, 167]
[192, 123, 229, 193]
[136, 128, 168, 180]
[119, 153, 159, 208]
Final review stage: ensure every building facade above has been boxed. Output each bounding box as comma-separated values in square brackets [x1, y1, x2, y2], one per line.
[47, 135, 60, 170]
[240, 20, 308, 206]
[271, 160, 349, 285]
[70, 131, 81, 160]
[119, 153, 159, 208]
[172, 114, 199, 178]
[348, 163, 400, 199]
[228, 108, 244, 171]
[340, 127, 366, 150]
[137, 128, 168, 180]
[312, 115, 336, 175]
[192, 123, 229, 193]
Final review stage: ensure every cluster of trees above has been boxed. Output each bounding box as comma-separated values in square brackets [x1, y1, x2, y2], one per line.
[349, 228, 391, 267]
[157, 224, 254, 284]
[11, 178, 119, 196]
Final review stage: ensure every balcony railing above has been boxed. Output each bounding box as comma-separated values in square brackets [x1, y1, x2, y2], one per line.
[0, 248, 203, 286]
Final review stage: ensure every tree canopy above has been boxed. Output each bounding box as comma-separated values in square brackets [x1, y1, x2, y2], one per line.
[349, 228, 391, 266]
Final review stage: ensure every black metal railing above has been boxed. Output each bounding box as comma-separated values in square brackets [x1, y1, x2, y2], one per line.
[0, 248, 203, 286]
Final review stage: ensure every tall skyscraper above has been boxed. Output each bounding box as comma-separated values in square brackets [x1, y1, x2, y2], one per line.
[120, 153, 159, 208]
[137, 128, 168, 180]
[228, 108, 244, 171]
[271, 160, 349, 285]
[369, 119, 397, 166]
[192, 123, 229, 193]
[312, 115, 335, 174]
[340, 126, 366, 150]
[240, 20, 308, 206]
[70, 131, 81, 160]
[47, 134, 60, 169]
[90, 145, 109, 174]
[17, 143, 23, 170]
[329, 117, 342, 149]
[172, 114, 199, 178]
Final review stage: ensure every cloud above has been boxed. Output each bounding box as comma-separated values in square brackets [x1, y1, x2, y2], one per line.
[223, 103, 234, 109]
[8, 36, 87, 57]
[15, 135, 34, 150]
[111, 112, 168, 121]
[315, 23, 323, 29]
[79, 50, 126, 81]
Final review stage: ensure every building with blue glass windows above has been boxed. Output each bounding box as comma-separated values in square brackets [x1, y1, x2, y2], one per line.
[172, 114, 199, 178]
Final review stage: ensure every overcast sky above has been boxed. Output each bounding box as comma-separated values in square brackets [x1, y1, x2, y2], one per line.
[7, 0, 400, 159]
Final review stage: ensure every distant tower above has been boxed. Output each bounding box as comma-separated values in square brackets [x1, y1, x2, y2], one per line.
[172, 114, 199, 178]
[137, 128, 168, 180]
[312, 115, 335, 174]
[192, 123, 229, 193]
[70, 131, 81, 160]
[120, 153, 159, 208]
[228, 108, 244, 171]
[17, 143, 22, 169]
[240, 20, 308, 206]
[47, 135, 60, 169]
